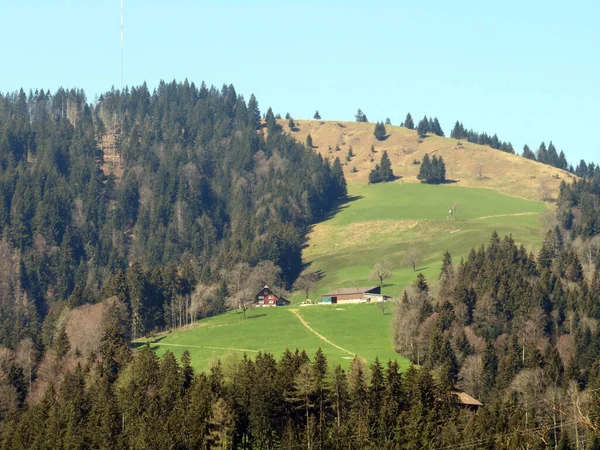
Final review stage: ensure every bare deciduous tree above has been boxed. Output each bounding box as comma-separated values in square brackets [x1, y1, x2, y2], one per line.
[294, 269, 319, 302]
[458, 354, 483, 399]
[451, 203, 461, 220]
[402, 247, 421, 272]
[369, 262, 393, 288]
[475, 162, 484, 180]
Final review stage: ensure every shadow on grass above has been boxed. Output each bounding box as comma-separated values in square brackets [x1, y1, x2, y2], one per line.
[244, 313, 267, 320]
[131, 335, 166, 349]
[313, 195, 363, 225]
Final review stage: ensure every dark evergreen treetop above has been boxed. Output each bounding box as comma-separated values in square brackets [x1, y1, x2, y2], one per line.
[450, 120, 514, 154]
[417, 116, 429, 138]
[313, 110, 321, 120]
[355, 108, 368, 122]
[522, 144, 536, 160]
[368, 151, 394, 184]
[373, 121, 386, 140]
[403, 112, 414, 130]
[417, 153, 446, 184]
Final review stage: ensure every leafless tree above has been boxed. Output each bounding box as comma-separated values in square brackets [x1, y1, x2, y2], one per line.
[392, 299, 421, 363]
[475, 162, 484, 180]
[376, 301, 386, 315]
[452, 203, 461, 220]
[402, 247, 421, 272]
[369, 262, 393, 288]
[15, 339, 35, 394]
[294, 269, 319, 302]
[458, 354, 483, 399]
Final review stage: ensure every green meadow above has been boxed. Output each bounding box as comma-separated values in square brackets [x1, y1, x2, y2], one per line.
[143, 182, 548, 372]
[139, 303, 406, 372]
[304, 182, 548, 299]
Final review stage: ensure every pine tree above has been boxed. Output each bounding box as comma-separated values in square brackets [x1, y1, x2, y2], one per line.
[404, 113, 414, 130]
[374, 122, 386, 140]
[247, 94, 261, 129]
[431, 117, 444, 136]
[265, 107, 277, 134]
[417, 116, 429, 138]
[313, 110, 321, 120]
[368, 165, 380, 184]
[522, 144, 536, 160]
[306, 134, 313, 149]
[378, 151, 394, 182]
[355, 109, 368, 122]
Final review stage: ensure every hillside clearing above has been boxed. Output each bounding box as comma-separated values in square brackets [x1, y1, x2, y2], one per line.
[281, 119, 575, 202]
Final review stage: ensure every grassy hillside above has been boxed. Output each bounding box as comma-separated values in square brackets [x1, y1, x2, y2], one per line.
[281, 119, 575, 202]
[142, 119, 563, 373]
[138, 303, 409, 372]
[304, 182, 547, 299]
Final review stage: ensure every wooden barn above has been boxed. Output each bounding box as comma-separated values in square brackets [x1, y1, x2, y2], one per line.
[452, 391, 483, 410]
[254, 286, 290, 307]
[321, 286, 384, 304]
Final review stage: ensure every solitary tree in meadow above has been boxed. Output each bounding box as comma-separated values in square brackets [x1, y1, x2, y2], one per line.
[369, 262, 393, 288]
[402, 247, 421, 272]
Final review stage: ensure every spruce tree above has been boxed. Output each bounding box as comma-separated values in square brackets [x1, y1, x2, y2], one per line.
[404, 113, 414, 130]
[522, 144, 536, 160]
[417, 116, 429, 138]
[369, 165, 381, 184]
[247, 94, 261, 129]
[379, 151, 394, 181]
[306, 134, 313, 149]
[355, 109, 368, 122]
[374, 121, 386, 140]
[313, 110, 321, 120]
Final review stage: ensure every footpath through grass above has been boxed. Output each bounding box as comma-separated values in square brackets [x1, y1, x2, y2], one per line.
[138, 304, 407, 372]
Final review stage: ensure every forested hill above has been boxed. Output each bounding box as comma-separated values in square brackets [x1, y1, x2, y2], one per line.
[0, 82, 346, 346]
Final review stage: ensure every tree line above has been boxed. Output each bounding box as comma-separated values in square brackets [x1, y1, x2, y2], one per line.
[450, 121, 515, 154]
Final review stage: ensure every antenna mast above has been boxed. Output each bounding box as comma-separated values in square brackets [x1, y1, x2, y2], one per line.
[120, 0, 124, 90]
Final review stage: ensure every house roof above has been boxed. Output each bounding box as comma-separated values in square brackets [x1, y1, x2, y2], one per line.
[322, 286, 380, 296]
[452, 391, 483, 407]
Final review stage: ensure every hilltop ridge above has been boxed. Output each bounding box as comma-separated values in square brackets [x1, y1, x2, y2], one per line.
[280, 119, 576, 202]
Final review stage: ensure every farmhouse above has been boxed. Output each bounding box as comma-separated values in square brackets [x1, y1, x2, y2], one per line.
[254, 286, 290, 307]
[321, 286, 388, 304]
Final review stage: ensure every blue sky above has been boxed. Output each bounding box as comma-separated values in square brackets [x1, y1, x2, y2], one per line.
[2, 1, 598, 164]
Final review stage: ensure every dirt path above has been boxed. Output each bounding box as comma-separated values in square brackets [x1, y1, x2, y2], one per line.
[149, 342, 259, 353]
[289, 309, 355, 357]
[475, 212, 539, 220]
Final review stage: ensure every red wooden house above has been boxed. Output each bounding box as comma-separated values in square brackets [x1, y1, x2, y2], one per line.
[254, 286, 290, 307]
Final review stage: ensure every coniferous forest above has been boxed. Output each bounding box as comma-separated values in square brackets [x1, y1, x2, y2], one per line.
[0, 81, 347, 345]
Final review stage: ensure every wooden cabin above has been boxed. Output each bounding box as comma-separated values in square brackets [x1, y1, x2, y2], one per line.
[254, 286, 290, 307]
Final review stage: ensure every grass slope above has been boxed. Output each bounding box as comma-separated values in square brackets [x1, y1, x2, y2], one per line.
[143, 119, 562, 373]
[305, 182, 547, 299]
[281, 119, 576, 202]
[138, 304, 407, 372]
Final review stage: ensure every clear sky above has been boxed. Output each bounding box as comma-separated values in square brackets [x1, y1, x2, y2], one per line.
[2, 1, 598, 164]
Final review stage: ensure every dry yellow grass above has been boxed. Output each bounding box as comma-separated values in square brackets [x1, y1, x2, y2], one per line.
[280, 120, 576, 202]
